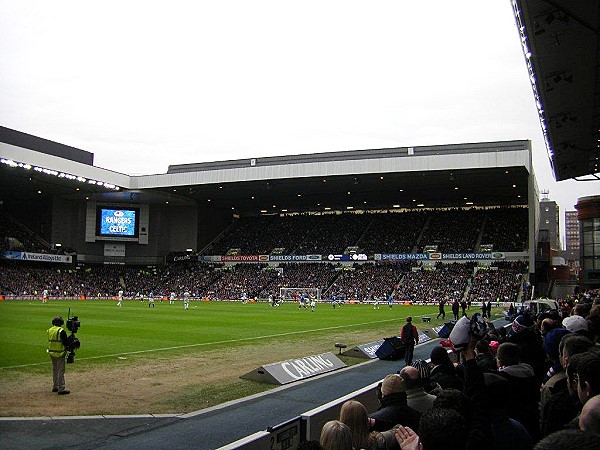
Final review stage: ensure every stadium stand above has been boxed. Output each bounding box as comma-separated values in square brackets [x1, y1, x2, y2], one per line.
[466, 261, 529, 304]
[1, 206, 532, 301]
[395, 262, 474, 305]
[325, 262, 407, 303]
[203, 208, 529, 257]
[0, 259, 530, 304]
[0, 211, 54, 254]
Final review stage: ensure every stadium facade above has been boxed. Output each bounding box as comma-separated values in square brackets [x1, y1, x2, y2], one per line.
[1, 127, 537, 273]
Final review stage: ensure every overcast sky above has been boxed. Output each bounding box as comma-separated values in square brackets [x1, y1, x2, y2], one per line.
[0, 1, 597, 245]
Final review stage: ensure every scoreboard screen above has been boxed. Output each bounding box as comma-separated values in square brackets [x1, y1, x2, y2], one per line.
[96, 207, 139, 238]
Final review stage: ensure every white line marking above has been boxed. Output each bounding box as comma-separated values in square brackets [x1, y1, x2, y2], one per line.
[1, 314, 426, 370]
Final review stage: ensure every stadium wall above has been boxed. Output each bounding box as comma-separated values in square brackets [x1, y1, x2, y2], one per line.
[51, 200, 198, 263]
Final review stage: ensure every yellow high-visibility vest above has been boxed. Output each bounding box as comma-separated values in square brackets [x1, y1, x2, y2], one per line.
[47, 325, 66, 358]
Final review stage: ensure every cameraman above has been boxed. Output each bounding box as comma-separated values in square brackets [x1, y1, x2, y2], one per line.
[47, 316, 70, 395]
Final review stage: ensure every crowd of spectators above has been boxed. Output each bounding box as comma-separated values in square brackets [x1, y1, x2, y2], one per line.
[314, 293, 600, 450]
[0, 207, 530, 302]
[346, 211, 428, 255]
[0, 212, 53, 254]
[0, 259, 529, 304]
[0, 204, 531, 263]
[203, 207, 529, 256]
[396, 262, 473, 305]
[324, 263, 405, 302]
[415, 209, 485, 253]
[480, 207, 529, 252]
[293, 213, 372, 255]
[467, 261, 529, 304]
[208, 215, 320, 255]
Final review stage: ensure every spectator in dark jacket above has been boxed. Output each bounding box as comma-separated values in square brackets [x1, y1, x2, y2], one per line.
[401, 317, 419, 367]
[540, 352, 586, 435]
[496, 342, 540, 441]
[507, 313, 548, 384]
[474, 340, 497, 373]
[429, 346, 462, 390]
[369, 374, 421, 433]
[483, 372, 533, 450]
[394, 336, 493, 450]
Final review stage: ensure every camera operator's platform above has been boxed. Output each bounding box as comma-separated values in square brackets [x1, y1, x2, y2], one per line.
[0, 319, 505, 450]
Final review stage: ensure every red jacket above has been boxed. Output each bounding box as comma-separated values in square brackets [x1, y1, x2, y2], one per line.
[401, 323, 418, 346]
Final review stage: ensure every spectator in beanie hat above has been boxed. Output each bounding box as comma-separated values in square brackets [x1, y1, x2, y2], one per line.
[412, 359, 442, 395]
[368, 374, 421, 432]
[430, 346, 462, 390]
[509, 311, 535, 336]
[540, 328, 571, 411]
[543, 328, 571, 376]
[507, 312, 547, 383]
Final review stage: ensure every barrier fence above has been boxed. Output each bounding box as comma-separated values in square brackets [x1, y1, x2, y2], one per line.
[216, 321, 511, 449]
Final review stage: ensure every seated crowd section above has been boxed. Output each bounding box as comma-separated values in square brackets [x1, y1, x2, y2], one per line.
[0, 206, 530, 302]
[0, 260, 529, 305]
[0, 211, 54, 254]
[206, 206, 529, 256]
[314, 290, 600, 450]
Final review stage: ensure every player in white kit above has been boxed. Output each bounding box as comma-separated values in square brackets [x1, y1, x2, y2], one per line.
[148, 291, 155, 308]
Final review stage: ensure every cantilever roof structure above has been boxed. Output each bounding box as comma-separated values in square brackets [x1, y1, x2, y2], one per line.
[0, 128, 534, 216]
[512, 0, 600, 181]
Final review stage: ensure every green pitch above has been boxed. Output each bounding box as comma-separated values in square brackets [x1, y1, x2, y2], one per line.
[0, 299, 455, 371]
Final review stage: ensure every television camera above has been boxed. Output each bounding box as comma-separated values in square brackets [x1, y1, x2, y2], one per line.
[65, 308, 81, 364]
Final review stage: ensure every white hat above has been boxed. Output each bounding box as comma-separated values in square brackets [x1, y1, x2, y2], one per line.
[562, 315, 588, 333]
[449, 316, 471, 349]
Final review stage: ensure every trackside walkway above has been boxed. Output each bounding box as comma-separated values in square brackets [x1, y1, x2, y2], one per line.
[0, 336, 455, 450]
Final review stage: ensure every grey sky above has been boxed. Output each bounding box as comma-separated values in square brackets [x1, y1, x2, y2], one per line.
[1, 0, 597, 247]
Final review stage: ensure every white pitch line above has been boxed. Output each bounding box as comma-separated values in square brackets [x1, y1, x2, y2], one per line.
[1, 313, 427, 370]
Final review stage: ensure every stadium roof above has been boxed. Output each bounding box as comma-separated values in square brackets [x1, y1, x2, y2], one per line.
[0, 128, 532, 216]
[512, 0, 600, 181]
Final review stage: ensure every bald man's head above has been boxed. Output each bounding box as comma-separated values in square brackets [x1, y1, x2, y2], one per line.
[399, 365, 421, 390]
[579, 394, 600, 434]
[540, 318, 556, 335]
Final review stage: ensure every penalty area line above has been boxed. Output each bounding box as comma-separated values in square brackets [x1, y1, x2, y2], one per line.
[0, 313, 428, 370]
